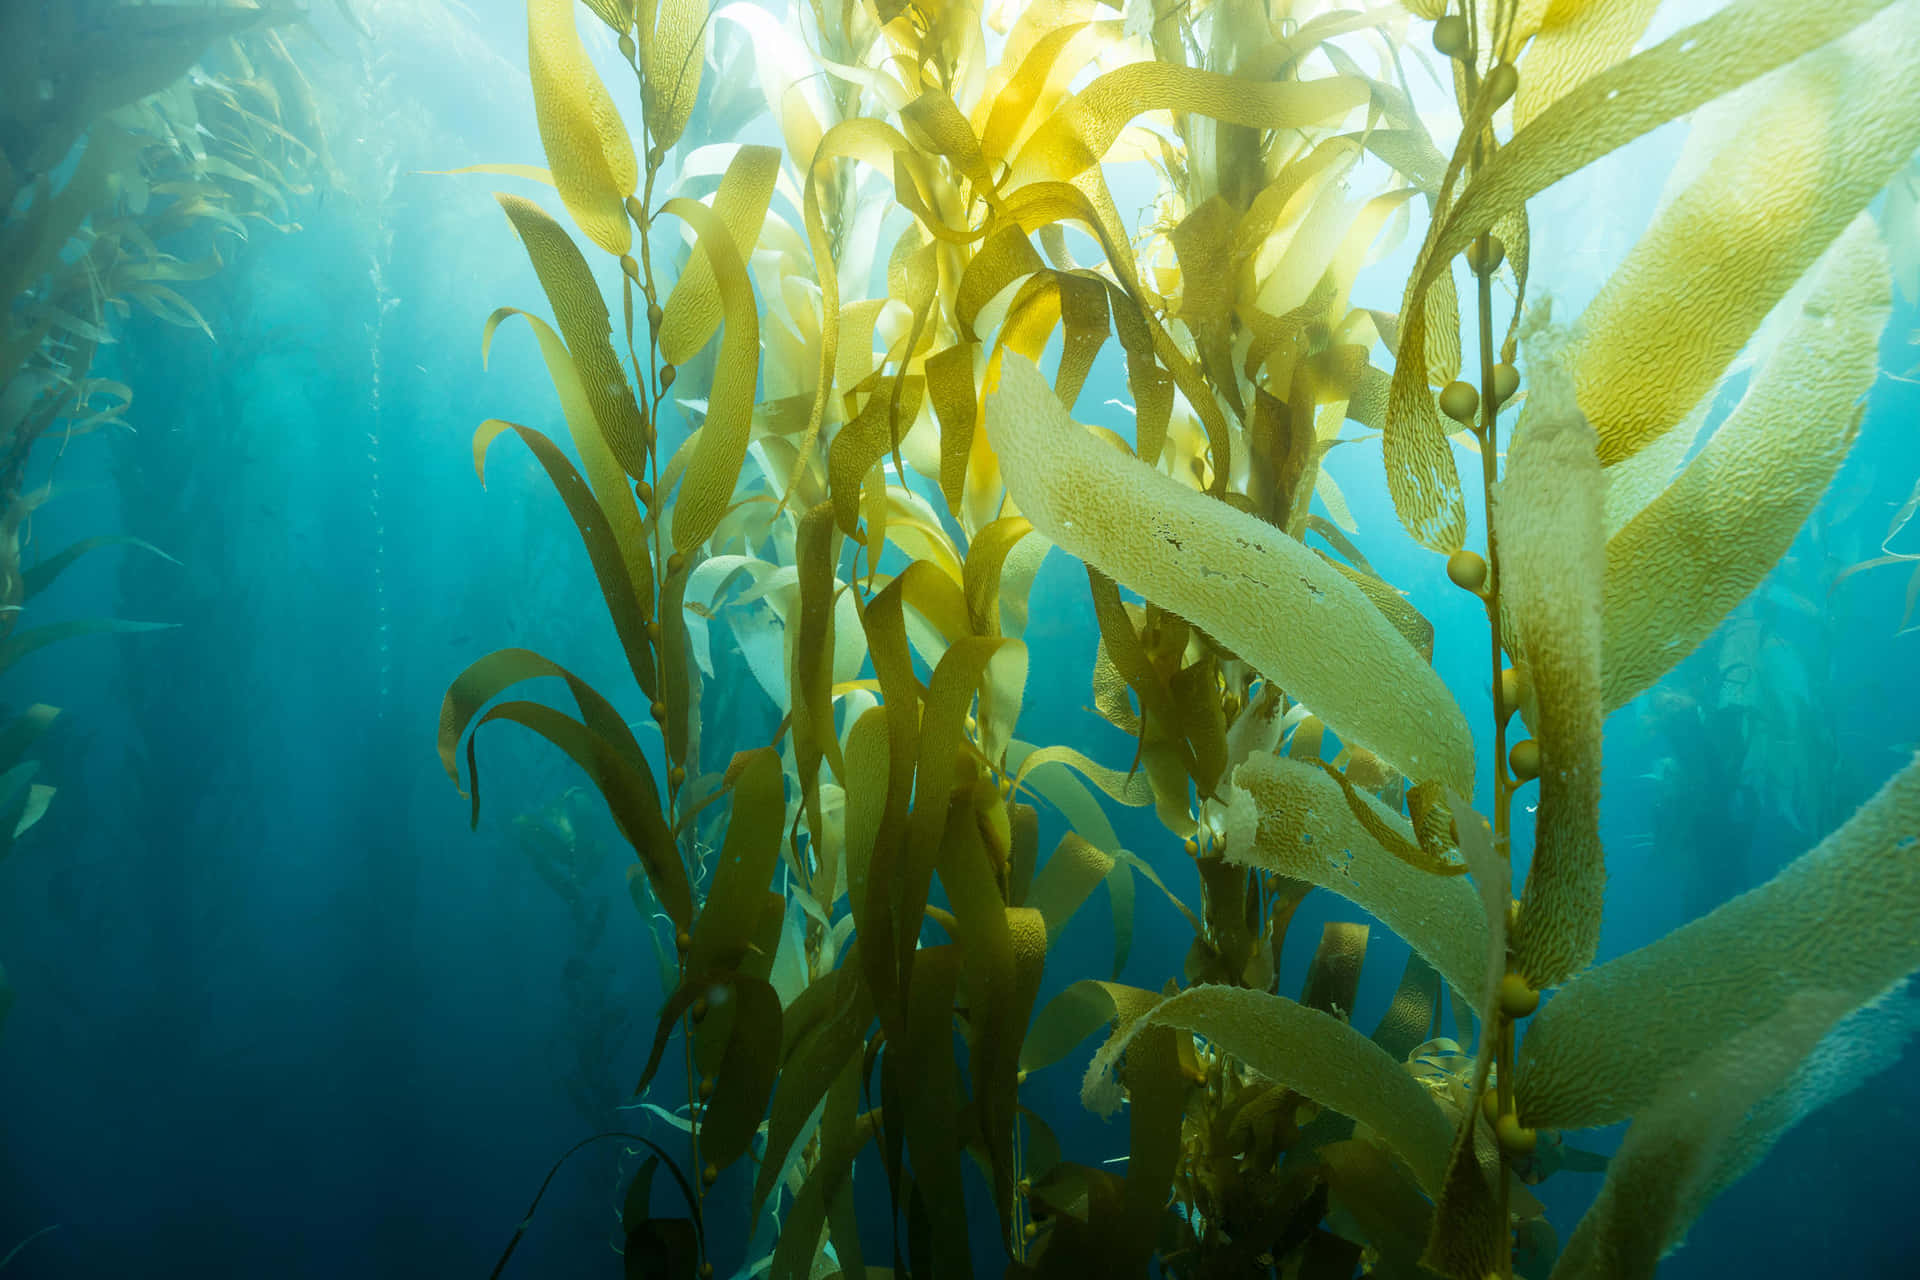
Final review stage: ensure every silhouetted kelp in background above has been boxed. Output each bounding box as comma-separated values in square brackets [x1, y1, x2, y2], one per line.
[0, 1, 334, 1040]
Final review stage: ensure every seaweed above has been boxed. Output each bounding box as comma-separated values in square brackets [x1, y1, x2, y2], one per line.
[0, 1, 331, 1038]
[440, 2, 1920, 1276]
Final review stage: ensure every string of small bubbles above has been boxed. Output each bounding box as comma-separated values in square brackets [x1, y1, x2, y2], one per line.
[359, 41, 399, 716]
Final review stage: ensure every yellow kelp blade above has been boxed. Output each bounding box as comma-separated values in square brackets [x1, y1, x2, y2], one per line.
[892, 635, 1026, 978]
[1515, 754, 1920, 1132]
[438, 648, 687, 928]
[414, 163, 554, 186]
[495, 194, 652, 479]
[1019, 979, 1159, 1078]
[962, 515, 1035, 637]
[790, 504, 847, 858]
[662, 196, 761, 553]
[1601, 214, 1892, 713]
[470, 418, 656, 699]
[1022, 832, 1116, 945]
[1573, 1, 1920, 467]
[1225, 754, 1488, 1006]
[1435, 0, 1904, 278]
[985, 353, 1473, 793]
[660, 145, 780, 366]
[1495, 322, 1605, 989]
[1512, 0, 1663, 131]
[1383, 0, 1903, 547]
[527, 0, 638, 257]
[1007, 61, 1368, 188]
[641, 0, 710, 151]
[579, 0, 635, 33]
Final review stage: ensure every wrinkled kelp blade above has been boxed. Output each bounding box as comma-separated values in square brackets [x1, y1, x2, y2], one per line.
[527, 0, 637, 256]
[1517, 754, 1920, 1130]
[985, 354, 1472, 793]
[1600, 215, 1891, 711]
[1496, 325, 1606, 988]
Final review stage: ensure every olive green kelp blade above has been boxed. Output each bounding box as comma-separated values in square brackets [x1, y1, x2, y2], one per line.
[984, 353, 1472, 793]
[1546, 991, 1866, 1280]
[1517, 754, 1920, 1132]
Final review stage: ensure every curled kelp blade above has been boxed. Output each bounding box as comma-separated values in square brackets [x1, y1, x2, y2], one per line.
[438, 648, 687, 929]
[984, 351, 1473, 794]
[470, 417, 656, 700]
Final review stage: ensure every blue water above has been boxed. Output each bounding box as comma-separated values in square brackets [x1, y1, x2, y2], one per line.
[3, 3, 1919, 1277]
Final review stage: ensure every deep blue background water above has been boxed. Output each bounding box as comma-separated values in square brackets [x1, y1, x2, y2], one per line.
[3, 2, 1918, 1276]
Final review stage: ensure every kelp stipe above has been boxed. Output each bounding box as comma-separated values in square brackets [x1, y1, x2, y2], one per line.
[486, 1130, 707, 1279]
[437, 2, 1920, 1277]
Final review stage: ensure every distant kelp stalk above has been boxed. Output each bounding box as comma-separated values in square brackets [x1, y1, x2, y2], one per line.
[437, 2, 1920, 1278]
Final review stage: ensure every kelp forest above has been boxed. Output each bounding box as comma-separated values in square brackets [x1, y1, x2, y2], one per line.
[5, 2, 1920, 1279]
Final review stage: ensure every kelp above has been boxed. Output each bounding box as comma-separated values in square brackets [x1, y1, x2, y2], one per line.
[1, 3, 327, 1039]
[527, 0, 637, 257]
[1494, 319, 1605, 989]
[1601, 213, 1893, 711]
[1545, 992, 1863, 1280]
[1379, 0, 1906, 550]
[1223, 752, 1488, 1007]
[1572, 1, 1920, 469]
[438, 2, 1920, 1278]
[1517, 754, 1920, 1131]
[985, 353, 1474, 794]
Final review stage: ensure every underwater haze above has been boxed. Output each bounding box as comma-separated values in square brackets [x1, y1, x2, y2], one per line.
[3, 1, 1920, 1277]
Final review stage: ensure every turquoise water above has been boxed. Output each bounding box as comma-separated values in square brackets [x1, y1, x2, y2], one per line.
[3, 2, 1918, 1276]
